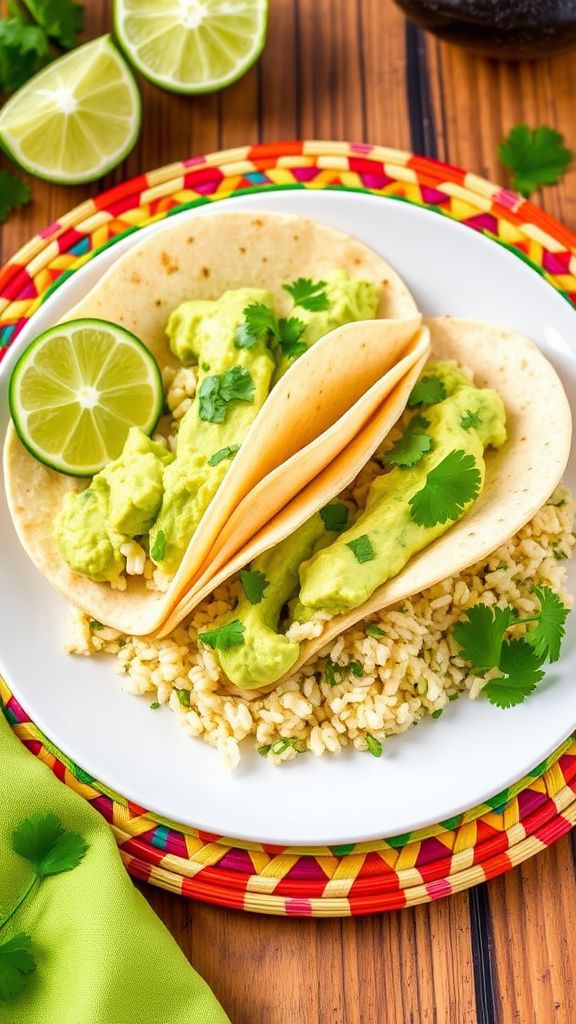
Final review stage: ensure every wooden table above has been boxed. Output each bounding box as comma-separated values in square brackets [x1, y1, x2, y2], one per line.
[2, 1, 576, 1021]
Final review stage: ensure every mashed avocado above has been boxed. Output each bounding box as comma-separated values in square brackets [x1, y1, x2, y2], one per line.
[211, 363, 507, 689]
[54, 429, 173, 584]
[55, 275, 377, 584]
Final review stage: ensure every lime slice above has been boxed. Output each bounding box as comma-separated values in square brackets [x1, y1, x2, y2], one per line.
[114, 0, 268, 95]
[0, 36, 141, 184]
[9, 320, 164, 477]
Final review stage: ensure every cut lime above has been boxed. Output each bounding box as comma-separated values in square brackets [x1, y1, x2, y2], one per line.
[9, 320, 164, 477]
[114, 0, 268, 95]
[0, 36, 141, 185]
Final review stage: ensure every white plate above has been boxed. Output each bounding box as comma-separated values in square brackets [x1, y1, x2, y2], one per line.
[1, 189, 575, 846]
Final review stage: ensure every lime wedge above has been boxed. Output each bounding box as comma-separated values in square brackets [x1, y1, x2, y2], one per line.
[114, 0, 268, 94]
[9, 320, 164, 477]
[0, 36, 141, 185]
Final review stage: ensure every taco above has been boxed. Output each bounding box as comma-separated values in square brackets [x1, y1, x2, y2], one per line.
[160, 318, 571, 695]
[4, 211, 423, 637]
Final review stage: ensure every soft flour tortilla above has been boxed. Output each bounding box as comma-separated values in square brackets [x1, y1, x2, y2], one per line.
[263, 317, 572, 687]
[160, 327, 431, 635]
[4, 212, 421, 636]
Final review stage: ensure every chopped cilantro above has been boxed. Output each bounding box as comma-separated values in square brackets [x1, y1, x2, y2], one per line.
[431, 709, 443, 720]
[407, 375, 446, 408]
[381, 415, 432, 469]
[461, 409, 481, 431]
[176, 689, 191, 707]
[409, 450, 481, 528]
[553, 549, 568, 561]
[448, 693, 459, 702]
[365, 734, 383, 757]
[258, 738, 300, 757]
[208, 444, 240, 467]
[149, 701, 160, 710]
[199, 619, 246, 651]
[324, 661, 338, 687]
[150, 529, 165, 561]
[365, 623, 386, 639]
[320, 502, 349, 533]
[239, 569, 269, 605]
[348, 660, 364, 678]
[198, 366, 255, 423]
[88, 619, 103, 631]
[346, 534, 375, 564]
[499, 124, 572, 198]
[283, 277, 329, 312]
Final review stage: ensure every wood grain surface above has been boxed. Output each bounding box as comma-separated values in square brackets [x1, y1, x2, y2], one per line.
[2, 1, 576, 1021]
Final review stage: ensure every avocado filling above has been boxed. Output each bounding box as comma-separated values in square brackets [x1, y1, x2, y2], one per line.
[209, 362, 507, 689]
[54, 273, 379, 584]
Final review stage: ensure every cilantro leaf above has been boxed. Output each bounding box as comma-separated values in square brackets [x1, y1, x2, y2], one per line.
[409, 450, 481, 528]
[22, 0, 83, 49]
[176, 688, 190, 707]
[407, 375, 446, 408]
[198, 367, 255, 423]
[346, 534, 375, 563]
[149, 701, 160, 709]
[0, 19, 51, 92]
[0, 170, 32, 224]
[319, 502, 349, 533]
[484, 639, 545, 709]
[236, 303, 278, 348]
[365, 734, 382, 757]
[365, 623, 386, 639]
[239, 569, 269, 605]
[199, 619, 245, 651]
[453, 604, 512, 673]
[461, 409, 481, 431]
[208, 444, 240, 467]
[348, 660, 364, 677]
[324, 661, 338, 686]
[0, 933, 36, 1002]
[278, 316, 307, 360]
[499, 124, 572, 198]
[381, 420, 432, 469]
[11, 813, 88, 877]
[283, 277, 329, 312]
[525, 586, 569, 663]
[150, 529, 165, 561]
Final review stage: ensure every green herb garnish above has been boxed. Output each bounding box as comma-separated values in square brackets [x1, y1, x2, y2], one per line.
[499, 124, 572, 198]
[199, 619, 246, 651]
[208, 444, 240, 467]
[365, 735, 382, 757]
[283, 277, 329, 312]
[239, 569, 269, 605]
[409, 450, 481, 528]
[324, 661, 338, 687]
[88, 619, 103, 631]
[431, 709, 443, 720]
[365, 623, 386, 639]
[0, 814, 88, 1002]
[460, 409, 481, 431]
[0, 0, 83, 95]
[348, 660, 364, 678]
[346, 534, 375, 564]
[319, 502, 349, 533]
[150, 529, 165, 561]
[176, 689, 191, 707]
[198, 366, 255, 423]
[381, 414, 432, 469]
[407, 376, 446, 408]
[452, 586, 569, 709]
[149, 701, 160, 710]
[0, 170, 32, 224]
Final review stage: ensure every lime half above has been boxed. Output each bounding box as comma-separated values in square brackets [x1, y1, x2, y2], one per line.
[0, 36, 141, 184]
[114, 0, 268, 95]
[9, 320, 164, 477]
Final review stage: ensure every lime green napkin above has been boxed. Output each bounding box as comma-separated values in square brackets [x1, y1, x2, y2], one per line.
[0, 710, 230, 1024]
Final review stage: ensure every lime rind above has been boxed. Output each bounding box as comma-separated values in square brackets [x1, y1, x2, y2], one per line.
[113, 0, 269, 95]
[9, 319, 164, 477]
[0, 36, 142, 185]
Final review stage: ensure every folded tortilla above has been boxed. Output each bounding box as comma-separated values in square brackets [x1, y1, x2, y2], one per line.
[4, 211, 421, 636]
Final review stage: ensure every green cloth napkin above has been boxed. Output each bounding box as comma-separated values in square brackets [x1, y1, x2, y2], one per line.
[0, 711, 230, 1024]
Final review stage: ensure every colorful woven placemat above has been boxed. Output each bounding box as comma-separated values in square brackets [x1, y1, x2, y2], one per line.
[1, 141, 576, 914]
